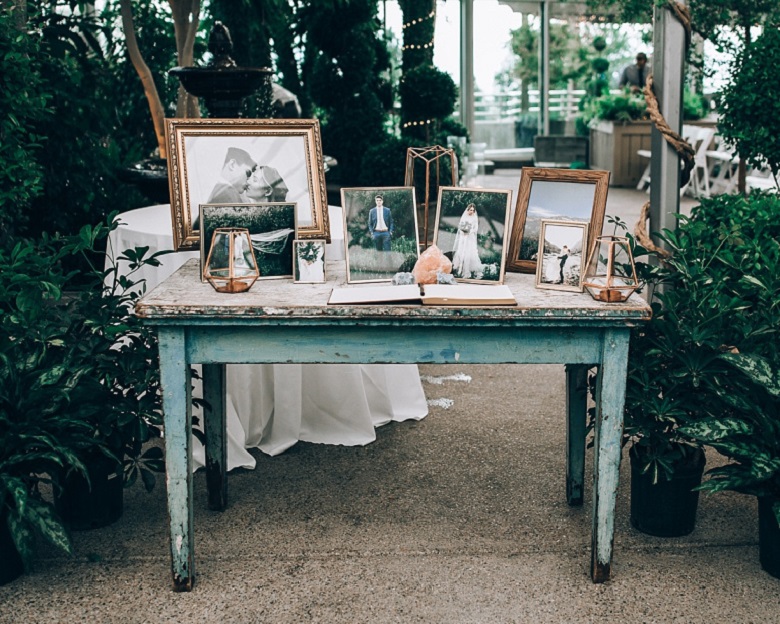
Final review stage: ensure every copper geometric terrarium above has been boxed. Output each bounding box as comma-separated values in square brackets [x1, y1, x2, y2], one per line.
[582, 235, 640, 303]
[203, 227, 259, 293]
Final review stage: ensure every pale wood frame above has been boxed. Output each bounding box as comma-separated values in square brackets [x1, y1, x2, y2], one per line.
[507, 168, 610, 273]
[432, 186, 513, 285]
[166, 118, 330, 251]
[535, 219, 589, 293]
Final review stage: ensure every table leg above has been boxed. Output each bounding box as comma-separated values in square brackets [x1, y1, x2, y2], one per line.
[202, 363, 227, 511]
[158, 327, 194, 592]
[590, 328, 629, 583]
[565, 364, 589, 507]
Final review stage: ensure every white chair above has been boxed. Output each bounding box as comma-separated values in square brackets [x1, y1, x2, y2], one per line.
[746, 167, 779, 193]
[636, 125, 716, 198]
[706, 138, 741, 195]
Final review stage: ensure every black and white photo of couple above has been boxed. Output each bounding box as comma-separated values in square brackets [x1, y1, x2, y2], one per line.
[180, 132, 314, 235]
[191, 145, 294, 229]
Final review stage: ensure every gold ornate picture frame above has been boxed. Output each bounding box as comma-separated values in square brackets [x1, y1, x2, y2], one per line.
[507, 168, 610, 273]
[166, 118, 330, 251]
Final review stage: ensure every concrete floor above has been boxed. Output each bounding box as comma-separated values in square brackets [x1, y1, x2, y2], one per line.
[2, 186, 774, 623]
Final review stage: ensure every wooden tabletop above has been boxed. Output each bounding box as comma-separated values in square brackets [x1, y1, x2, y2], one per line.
[135, 259, 651, 324]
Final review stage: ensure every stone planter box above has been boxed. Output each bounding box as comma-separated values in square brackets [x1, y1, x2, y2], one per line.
[589, 120, 652, 187]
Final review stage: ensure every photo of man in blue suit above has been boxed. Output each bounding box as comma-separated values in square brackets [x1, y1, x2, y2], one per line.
[368, 195, 393, 251]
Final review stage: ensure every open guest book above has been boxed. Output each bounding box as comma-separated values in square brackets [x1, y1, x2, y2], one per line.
[327, 284, 517, 306]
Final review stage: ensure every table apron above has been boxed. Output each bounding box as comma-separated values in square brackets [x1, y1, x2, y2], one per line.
[178, 325, 622, 365]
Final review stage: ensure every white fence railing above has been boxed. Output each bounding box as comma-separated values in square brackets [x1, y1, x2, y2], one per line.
[466, 88, 594, 122]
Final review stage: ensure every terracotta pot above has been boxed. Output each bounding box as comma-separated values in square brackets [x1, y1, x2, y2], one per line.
[630, 446, 706, 537]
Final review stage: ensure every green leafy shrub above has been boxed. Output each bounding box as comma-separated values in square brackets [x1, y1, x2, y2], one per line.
[623, 192, 780, 485]
[0, 214, 169, 555]
[719, 25, 780, 182]
[0, 6, 49, 243]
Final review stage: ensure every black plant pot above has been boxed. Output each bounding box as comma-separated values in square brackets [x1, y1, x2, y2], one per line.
[758, 496, 780, 579]
[630, 447, 706, 537]
[55, 454, 123, 531]
[0, 510, 24, 585]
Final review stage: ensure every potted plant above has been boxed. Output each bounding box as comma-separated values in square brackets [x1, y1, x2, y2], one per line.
[2, 219, 167, 535]
[584, 87, 710, 187]
[682, 352, 780, 578]
[614, 227, 708, 536]
[623, 188, 779, 542]
[49, 220, 168, 529]
[0, 236, 97, 583]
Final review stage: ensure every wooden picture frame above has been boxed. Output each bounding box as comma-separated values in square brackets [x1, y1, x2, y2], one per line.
[341, 187, 420, 284]
[535, 219, 589, 292]
[166, 118, 330, 251]
[199, 203, 296, 282]
[293, 239, 326, 283]
[506, 168, 609, 273]
[433, 187, 513, 284]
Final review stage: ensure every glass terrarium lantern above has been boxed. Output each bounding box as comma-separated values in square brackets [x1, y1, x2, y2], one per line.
[582, 235, 640, 303]
[204, 227, 259, 293]
[405, 146, 458, 250]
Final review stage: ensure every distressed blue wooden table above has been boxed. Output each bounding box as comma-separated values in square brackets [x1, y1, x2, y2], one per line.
[136, 259, 651, 591]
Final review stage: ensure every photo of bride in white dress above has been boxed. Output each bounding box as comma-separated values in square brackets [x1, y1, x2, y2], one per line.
[433, 187, 513, 284]
[451, 203, 482, 279]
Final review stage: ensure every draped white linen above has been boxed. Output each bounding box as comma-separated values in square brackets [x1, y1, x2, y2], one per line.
[106, 204, 428, 470]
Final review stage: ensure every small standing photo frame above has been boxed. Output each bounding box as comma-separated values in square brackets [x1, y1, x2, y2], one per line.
[199, 203, 296, 281]
[433, 187, 513, 284]
[341, 187, 420, 284]
[535, 219, 589, 292]
[293, 239, 326, 283]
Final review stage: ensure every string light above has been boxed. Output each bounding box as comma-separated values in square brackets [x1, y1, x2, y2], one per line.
[402, 10, 435, 30]
[401, 119, 433, 129]
[401, 7, 436, 51]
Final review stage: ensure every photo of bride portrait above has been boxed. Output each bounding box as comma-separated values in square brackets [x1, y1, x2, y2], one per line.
[433, 187, 513, 284]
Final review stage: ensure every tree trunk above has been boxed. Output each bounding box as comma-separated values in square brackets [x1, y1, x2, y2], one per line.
[119, 0, 167, 158]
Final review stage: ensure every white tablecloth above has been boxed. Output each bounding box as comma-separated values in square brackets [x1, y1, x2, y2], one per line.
[106, 205, 428, 470]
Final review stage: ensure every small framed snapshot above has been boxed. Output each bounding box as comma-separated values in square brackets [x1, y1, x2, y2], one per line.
[341, 187, 420, 284]
[199, 203, 296, 282]
[293, 239, 326, 283]
[535, 219, 589, 292]
[166, 118, 330, 251]
[506, 167, 610, 273]
[432, 187, 513, 284]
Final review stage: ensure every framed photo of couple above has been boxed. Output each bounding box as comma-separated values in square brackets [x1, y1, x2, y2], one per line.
[506, 168, 610, 274]
[166, 118, 330, 251]
[198, 203, 296, 282]
[341, 187, 420, 284]
[432, 187, 513, 284]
